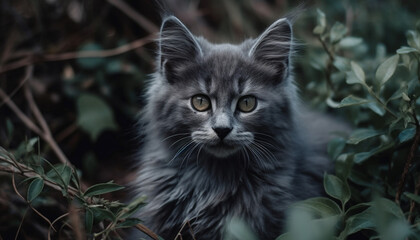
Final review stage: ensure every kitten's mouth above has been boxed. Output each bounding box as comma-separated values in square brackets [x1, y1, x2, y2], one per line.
[204, 142, 239, 158]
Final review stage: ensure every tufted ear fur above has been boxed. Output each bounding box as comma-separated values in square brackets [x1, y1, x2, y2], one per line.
[159, 16, 203, 83]
[248, 18, 293, 81]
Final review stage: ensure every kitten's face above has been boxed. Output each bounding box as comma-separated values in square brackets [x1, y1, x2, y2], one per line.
[154, 17, 293, 159]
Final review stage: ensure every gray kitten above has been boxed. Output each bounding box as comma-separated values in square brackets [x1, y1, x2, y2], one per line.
[132, 15, 347, 240]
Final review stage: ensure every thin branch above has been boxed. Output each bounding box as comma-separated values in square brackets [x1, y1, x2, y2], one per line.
[23, 83, 50, 136]
[135, 224, 160, 240]
[106, 0, 159, 34]
[0, 64, 32, 108]
[0, 66, 72, 165]
[395, 108, 420, 204]
[408, 176, 420, 224]
[0, 36, 155, 74]
[14, 207, 29, 240]
[0, 87, 44, 137]
[48, 213, 70, 240]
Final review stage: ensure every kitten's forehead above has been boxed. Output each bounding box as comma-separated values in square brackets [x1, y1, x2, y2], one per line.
[201, 43, 247, 94]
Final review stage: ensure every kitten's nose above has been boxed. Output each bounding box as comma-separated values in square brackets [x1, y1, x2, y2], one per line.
[212, 127, 232, 140]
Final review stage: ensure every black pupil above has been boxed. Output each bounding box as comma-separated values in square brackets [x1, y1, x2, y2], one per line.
[244, 98, 249, 106]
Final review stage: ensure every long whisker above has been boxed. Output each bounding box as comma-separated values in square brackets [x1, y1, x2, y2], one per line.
[168, 136, 191, 149]
[180, 143, 200, 168]
[252, 142, 277, 163]
[169, 140, 194, 164]
[196, 145, 204, 166]
[161, 133, 190, 142]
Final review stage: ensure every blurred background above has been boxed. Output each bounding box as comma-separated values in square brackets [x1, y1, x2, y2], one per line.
[0, 0, 419, 239]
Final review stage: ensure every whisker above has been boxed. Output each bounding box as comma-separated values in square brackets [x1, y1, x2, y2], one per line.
[196, 145, 204, 166]
[168, 136, 191, 149]
[161, 133, 190, 142]
[169, 140, 194, 164]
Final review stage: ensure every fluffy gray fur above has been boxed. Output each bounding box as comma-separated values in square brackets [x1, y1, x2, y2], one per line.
[131, 15, 347, 240]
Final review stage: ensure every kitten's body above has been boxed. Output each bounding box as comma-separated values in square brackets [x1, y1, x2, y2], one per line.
[132, 16, 347, 239]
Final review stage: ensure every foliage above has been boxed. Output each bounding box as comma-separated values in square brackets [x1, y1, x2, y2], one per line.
[0, 0, 419, 240]
[274, 9, 420, 240]
[0, 139, 146, 239]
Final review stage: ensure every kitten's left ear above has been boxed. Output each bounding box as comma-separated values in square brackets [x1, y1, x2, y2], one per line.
[248, 18, 293, 78]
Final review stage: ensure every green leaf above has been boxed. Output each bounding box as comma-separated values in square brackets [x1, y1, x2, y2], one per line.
[396, 46, 419, 54]
[406, 30, 420, 50]
[404, 192, 420, 204]
[119, 196, 147, 219]
[77, 43, 106, 69]
[25, 138, 39, 153]
[333, 56, 351, 71]
[398, 127, 416, 143]
[84, 182, 125, 197]
[76, 93, 118, 141]
[335, 154, 353, 180]
[344, 207, 375, 235]
[353, 142, 394, 164]
[6, 118, 14, 141]
[85, 208, 94, 233]
[294, 197, 342, 217]
[313, 9, 326, 35]
[338, 37, 362, 48]
[90, 207, 115, 221]
[224, 218, 259, 240]
[275, 233, 291, 240]
[373, 198, 405, 220]
[327, 138, 346, 160]
[330, 22, 347, 44]
[350, 61, 365, 83]
[27, 177, 44, 202]
[115, 218, 142, 229]
[334, 95, 371, 108]
[375, 54, 399, 85]
[366, 101, 386, 116]
[347, 129, 383, 144]
[324, 174, 351, 205]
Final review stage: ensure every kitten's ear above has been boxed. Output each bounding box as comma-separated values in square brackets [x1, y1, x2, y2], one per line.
[248, 18, 293, 79]
[159, 16, 202, 82]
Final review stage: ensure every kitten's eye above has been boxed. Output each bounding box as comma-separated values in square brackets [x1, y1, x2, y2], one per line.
[191, 95, 211, 111]
[237, 95, 257, 112]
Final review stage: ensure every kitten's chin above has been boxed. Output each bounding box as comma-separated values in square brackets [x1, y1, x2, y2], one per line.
[204, 143, 240, 158]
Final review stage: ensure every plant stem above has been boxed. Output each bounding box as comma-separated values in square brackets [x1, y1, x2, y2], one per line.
[395, 108, 420, 204]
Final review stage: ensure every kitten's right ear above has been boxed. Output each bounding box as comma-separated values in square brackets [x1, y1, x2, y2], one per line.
[159, 16, 202, 82]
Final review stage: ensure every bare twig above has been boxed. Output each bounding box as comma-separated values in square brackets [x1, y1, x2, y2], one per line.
[0, 66, 72, 165]
[408, 176, 420, 224]
[395, 109, 420, 204]
[14, 207, 28, 240]
[0, 64, 32, 108]
[48, 213, 70, 240]
[0, 86, 44, 137]
[106, 0, 159, 34]
[135, 224, 160, 240]
[23, 83, 71, 165]
[187, 221, 197, 240]
[0, 36, 155, 74]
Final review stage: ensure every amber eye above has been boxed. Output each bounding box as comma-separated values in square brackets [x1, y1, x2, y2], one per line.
[237, 95, 257, 112]
[191, 95, 211, 111]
